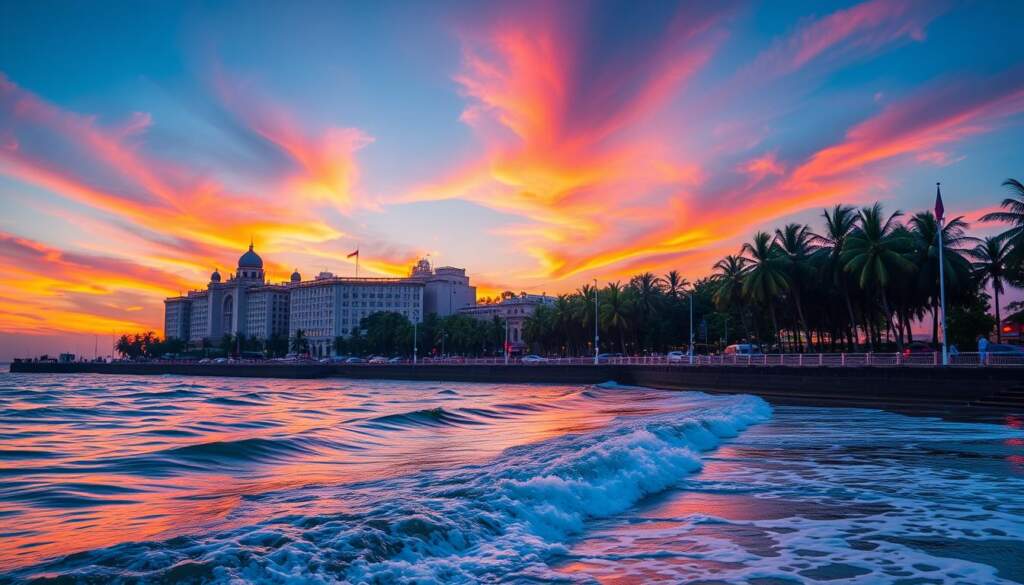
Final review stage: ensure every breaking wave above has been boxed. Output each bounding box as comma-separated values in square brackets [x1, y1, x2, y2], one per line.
[11, 393, 771, 582]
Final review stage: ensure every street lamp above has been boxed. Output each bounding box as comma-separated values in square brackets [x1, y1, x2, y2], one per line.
[593, 278, 599, 365]
[688, 289, 694, 365]
[936, 182, 949, 365]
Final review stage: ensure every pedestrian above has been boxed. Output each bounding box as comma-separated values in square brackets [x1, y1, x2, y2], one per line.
[977, 335, 989, 366]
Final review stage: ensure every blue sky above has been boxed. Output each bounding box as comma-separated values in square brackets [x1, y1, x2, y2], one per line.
[1, 0, 1023, 357]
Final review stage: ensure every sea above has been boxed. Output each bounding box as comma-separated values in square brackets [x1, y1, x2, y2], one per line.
[0, 371, 1022, 584]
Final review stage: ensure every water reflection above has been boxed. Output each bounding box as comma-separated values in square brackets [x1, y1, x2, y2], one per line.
[0, 375, 683, 568]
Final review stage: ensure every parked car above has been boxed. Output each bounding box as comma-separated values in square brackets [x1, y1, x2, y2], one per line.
[596, 352, 623, 363]
[198, 358, 211, 364]
[368, 356, 389, 364]
[212, 357, 228, 364]
[387, 357, 404, 364]
[902, 341, 936, 358]
[667, 350, 687, 362]
[345, 357, 366, 364]
[521, 354, 547, 364]
[723, 344, 762, 356]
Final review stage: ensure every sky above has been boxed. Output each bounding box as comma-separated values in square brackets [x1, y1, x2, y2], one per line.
[1, 0, 1024, 359]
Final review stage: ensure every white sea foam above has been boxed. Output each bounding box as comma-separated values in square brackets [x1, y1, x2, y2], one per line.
[20, 391, 771, 583]
[553, 407, 1024, 584]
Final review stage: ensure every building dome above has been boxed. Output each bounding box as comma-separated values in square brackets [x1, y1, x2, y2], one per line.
[211, 268, 221, 283]
[238, 243, 263, 269]
[290, 269, 301, 283]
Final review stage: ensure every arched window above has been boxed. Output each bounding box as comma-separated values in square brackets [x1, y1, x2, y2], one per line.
[223, 295, 234, 332]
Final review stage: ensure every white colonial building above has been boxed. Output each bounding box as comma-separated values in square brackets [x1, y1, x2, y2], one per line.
[164, 244, 475, 356]
[164, 244, 290, 345]
[288, 272, 425, 357]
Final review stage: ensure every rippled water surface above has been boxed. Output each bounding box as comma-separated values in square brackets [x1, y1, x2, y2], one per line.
[1, 372, 1022, 583]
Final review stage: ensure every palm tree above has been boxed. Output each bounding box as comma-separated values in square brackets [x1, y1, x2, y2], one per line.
[549, 295, 575, 355]
[710, 256, 746, 309]
[629, 272, 663, 350]
[908, 211, 973, 344]
[290, 329, 308, 355]
[841, 204, 915, 352]
[573, 284, 598, 352]
[710, 255, 749, 340]
[968, 237, 1013, 342]
[775, 223, 815, 350]
[981, 178, 1024, 279]
[658, 270, 689, 299]
[599, 282, 632, 353]
[812, 204, 859, 349]
[741, 232, 789, 350]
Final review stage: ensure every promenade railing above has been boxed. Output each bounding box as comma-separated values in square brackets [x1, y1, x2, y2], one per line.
[114, 351, 1024, 368]
[372, 352, 1023, 367]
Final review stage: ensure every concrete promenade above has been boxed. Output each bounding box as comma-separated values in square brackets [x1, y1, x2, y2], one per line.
[9, 360, 1023, 419]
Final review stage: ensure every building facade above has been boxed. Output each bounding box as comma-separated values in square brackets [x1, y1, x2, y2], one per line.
[288, 273, 424, 357]
[407, 259, 476, 316]
[164, 245, 471, 356]
[458, 293, 554, 354]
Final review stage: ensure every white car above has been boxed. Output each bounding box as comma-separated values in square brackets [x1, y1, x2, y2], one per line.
[667, 351, 687, 362]
[521, 355, 548, 364]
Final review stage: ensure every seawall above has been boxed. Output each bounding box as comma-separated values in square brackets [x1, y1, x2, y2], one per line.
[10, 361, 1023, 417]
[8, 362, 331, 379]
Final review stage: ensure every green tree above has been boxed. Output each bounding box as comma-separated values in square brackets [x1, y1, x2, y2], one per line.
[841, 204, 915, 352]
[361, 311, 413, 356]
[741, 231, 788, 349]
[290, 329, 309, 355]
[658, 270, 688, 299]
[774, 223, 815, 350]
[947, 289, 996, 349]
[599, 282, 632, 353]
[981, 178, 1024, 283]
[908, 211, 973, 344]
[710, 255, 748, 341]
[811, 204, 860, 349]
[967, 236, 1013, 342]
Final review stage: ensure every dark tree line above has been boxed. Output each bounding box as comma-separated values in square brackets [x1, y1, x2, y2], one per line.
[522, 179, 1024, 354]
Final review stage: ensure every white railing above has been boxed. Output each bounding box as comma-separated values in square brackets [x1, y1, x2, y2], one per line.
[102, 351, 1024, 368]
[376, 351, 1023, 368]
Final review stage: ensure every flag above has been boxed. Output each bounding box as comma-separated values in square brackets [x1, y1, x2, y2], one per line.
[934, 182, 944, 222]
[346, 249, 359, 259]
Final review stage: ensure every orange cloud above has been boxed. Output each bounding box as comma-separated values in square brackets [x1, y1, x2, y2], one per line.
[0, 233, 192, 335]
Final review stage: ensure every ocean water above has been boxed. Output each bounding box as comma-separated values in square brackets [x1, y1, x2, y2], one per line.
[0, 373, 1021, 584]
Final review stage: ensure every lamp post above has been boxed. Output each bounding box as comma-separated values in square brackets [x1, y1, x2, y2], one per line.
[936, 182, 949, 366]
[504, 315, 509, 365]
[413, 316, 417, 365]
[688, 290, 694, 365]
[593, 278, 599, 365]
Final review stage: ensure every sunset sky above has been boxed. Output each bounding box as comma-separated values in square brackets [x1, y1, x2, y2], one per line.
[2, 0, 1024, 359]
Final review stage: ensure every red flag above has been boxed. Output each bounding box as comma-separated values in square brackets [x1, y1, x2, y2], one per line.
[346, 249, 359, 259]
[934, 182, 944, 221]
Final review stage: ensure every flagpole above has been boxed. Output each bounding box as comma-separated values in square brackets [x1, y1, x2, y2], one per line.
[355, 246, 359, 279]
[936, 182, 949, 366]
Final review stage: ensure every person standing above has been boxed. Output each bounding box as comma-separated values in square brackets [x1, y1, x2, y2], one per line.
[977, 335, 989, 366]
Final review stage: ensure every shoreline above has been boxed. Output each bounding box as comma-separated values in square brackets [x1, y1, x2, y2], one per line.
[9, 361, 1023, 421]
